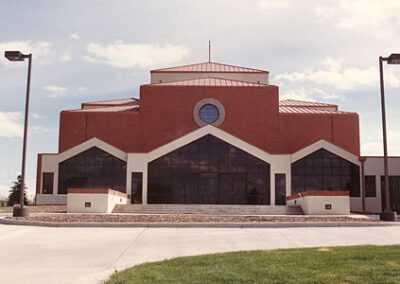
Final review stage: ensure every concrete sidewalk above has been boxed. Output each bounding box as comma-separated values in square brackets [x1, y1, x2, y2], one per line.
[1, 225, 400, 284]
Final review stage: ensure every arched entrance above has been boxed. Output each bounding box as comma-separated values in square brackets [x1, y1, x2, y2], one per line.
[148, 135, 270, 204]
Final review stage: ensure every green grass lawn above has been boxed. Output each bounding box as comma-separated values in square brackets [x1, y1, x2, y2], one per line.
[106, 245, 400, 284]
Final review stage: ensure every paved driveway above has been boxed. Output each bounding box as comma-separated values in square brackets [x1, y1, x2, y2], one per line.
[1, 224, 400, 284]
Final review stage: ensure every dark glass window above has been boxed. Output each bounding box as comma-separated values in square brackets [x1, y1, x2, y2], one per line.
[131, 172, 143, 204]
[291, 149, 360, 197]
[365, 176, 376, 197]
[58, 147, 126, 194]
[275, 174, 286, 205]
[380, 176, 400, 213]
[199, 104, 219, 124]
[42, 172, 54, 194]
[148, 135, 270, 204]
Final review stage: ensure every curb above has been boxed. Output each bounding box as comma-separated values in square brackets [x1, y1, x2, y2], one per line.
[0, 218, 398, 228]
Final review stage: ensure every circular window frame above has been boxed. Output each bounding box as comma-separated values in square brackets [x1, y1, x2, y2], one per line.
[193, 98, 225, 127]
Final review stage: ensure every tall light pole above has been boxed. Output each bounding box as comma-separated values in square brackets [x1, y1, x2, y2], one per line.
[379, 53, 400, 221]
[4, 51, 32, 217]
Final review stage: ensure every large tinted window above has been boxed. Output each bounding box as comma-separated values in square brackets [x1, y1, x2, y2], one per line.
[365, 176, 376, 197]
[381, 176, 400, 213]
[58, 147, 126, 194]
[131, 172, 143, 204]
[148, 135, 270, 204]
[42, 172, 54, 194]
[291, 149, 360, 197]
[275, 174, 286, 205]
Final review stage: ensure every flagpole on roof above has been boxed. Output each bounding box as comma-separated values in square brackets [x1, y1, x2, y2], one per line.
[208, 40, 211, 62]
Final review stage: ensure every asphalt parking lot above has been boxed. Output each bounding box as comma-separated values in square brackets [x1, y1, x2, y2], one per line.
[1, 224, 400, 284]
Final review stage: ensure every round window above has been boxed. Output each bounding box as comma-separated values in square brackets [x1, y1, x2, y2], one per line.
[193, 98, 225, 126]
[199, 104, 219, 124]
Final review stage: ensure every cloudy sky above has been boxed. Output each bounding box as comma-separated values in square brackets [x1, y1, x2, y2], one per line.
[0, 0, 400, 198]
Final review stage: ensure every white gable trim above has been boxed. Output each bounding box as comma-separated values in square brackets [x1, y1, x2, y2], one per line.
[127, 125, 290, 204]
[58, 138, 127, 163]
[291, 140, 360, 165]
[146, 125, 274, 163]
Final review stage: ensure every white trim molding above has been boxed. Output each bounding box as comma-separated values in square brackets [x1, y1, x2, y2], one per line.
[58, 137, 127, 163]
[147, 125, 276, 164]
[291, 139, 360, 166]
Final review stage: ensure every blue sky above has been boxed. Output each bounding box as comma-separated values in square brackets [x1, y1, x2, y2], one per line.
[0, 0, 400, 198]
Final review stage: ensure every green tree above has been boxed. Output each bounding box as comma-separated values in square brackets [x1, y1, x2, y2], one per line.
[7, 175, 28, 206]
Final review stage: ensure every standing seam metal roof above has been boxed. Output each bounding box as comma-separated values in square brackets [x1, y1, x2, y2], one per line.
[148, 77, 270, 87]
[69, 105, 139, 112]
[279, 99, 337, 107]
[82, 98, 139, 106]
[151, 61, 269, 73]
[279, 106, 353, 114]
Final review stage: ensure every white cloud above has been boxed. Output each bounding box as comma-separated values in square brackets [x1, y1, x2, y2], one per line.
[61, 52, 72, 61]
[32, 113, 46, 119]
[85, 42, 190, 69]
[32, 126, 50, 133]
[336, 0, 399, 31]
[280, 89, 315, 102]
[43, 85, 68, 98]
[0, 112, 22, 138]
[0, 41, 51, 64]
[315, 6, 336, 21]
[258, 0, 292, 14]
[361, 129, 400, 156]
[323, 57, 342, 72]
[70, 33, 80, 40]
[316, 0, 400, 40]
[275, 57, 400, 91]
[280, 87, 340, 102]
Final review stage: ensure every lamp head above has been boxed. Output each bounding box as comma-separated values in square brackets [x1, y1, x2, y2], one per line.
[4, 51, 28, 61]
[387, 54, 400, 64]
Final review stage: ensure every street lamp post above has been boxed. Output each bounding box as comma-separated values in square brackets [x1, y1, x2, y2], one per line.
[379, 53, 400, 221]
[4, 51, 32, 217]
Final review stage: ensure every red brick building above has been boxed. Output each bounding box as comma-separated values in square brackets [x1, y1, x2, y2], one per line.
[36, 61, 400, 213]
